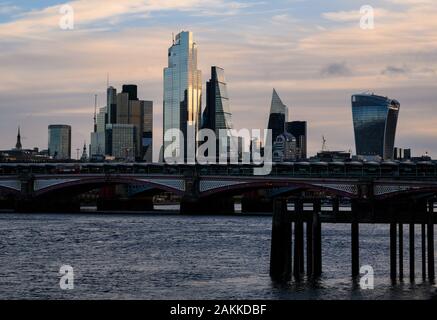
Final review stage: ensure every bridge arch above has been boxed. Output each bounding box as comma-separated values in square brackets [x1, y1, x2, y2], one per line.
[0, 181, 21, 196]
[375, 186, 437, 200]
[198, 179, 359, 198]
[33, 176, 186, 198]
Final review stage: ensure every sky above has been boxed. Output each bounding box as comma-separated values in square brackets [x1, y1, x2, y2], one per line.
[0, 0, 436, 160]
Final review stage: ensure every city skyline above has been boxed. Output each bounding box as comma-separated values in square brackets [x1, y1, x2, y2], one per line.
[0, 1, 436, 160]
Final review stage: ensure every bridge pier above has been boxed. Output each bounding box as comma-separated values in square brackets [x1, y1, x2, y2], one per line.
[270, 198, 292, 281]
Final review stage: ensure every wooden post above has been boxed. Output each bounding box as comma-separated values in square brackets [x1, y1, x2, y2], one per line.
[351, 221, 359, 278]
[422, 223, 426, 280]
[390, 222, 397, 281]
[351, 201, 359, 278]
[270, 198, 291, 281]
[409, 223, 415, 281]
[399, 224, 403, 280]
[312, 210, 322, 277]
[294, 199, 304, 279]
[306, 218, 313, 277]
[428, 201, 435, 281]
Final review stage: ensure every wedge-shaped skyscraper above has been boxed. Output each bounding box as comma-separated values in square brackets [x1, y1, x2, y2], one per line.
[202, 66, 233, 134]
[352, 93, 400, 160]
[267, 89, 288, 142]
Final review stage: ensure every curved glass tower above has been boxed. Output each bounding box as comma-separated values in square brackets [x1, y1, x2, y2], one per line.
[163, 31, 202, 156]
[352, 93, 400, 160]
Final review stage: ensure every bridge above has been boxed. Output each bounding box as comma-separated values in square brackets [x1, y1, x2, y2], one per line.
[1, 162, 437, 199]
[0, 161, 436, 284]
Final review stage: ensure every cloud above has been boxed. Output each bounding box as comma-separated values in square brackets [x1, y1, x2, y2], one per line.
[381, 65, 409, 76]
[0, 0, 254, 39]
[320, 62, 352, 77]
[0, 3, 19, 15]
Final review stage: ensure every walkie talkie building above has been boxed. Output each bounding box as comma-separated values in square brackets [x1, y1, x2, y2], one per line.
[352, 93, 400, 160]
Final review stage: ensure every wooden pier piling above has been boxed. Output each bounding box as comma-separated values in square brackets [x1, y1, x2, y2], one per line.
[306, 218, 313, 277]
[399, 224, 404, 280]
[312, 210, 322, 277]
[422, 223, 426, 280]
[269, 196, 435, 284]
[428, 201, 435, 281]
[269, 198, 291, 281]
[390, 222, 397, 281]
[351, 201, 359, 278]
[294, 199, 304, 278]
[409, 223, 415, 281]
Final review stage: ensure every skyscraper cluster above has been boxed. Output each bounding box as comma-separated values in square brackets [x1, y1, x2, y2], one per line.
[90, 84, 153, 162]
[162, 31, 234, 161]
[5, 30, 408, 164]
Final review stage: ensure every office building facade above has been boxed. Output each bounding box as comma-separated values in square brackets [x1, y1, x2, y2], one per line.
[106, 124, 136, 160]
[352, 93, 400, 160]
[48, 125, 71, 160]
[286, 121, 307, 160]
[143, 100, 153, 162]
[272, 132, 298, 162]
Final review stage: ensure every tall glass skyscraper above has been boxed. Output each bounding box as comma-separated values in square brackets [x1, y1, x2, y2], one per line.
[163, 31, 202, 156]
[202, 66, 233, 134]
[107, 86, 117, 124]
[352, 93, 400, 160]
[267, 89, 288, 142]
[48, 125, 71, 160]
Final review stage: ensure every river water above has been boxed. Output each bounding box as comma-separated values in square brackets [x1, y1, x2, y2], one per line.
[0, 213, 436, 300]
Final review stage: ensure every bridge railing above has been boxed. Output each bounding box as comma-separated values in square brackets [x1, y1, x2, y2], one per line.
[0, 162, 436, 179]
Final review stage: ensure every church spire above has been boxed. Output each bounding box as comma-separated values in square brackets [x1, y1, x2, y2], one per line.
[81, 141, 88, 162]
[15, 127, 22, 150]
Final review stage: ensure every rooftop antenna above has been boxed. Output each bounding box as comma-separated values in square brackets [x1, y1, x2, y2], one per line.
[93, 94, 98, 133]
[172, 32, 175, 45]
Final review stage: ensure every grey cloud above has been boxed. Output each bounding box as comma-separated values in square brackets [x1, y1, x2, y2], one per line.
[381, 65, 409, 76]
[320, 62, 352, 77]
